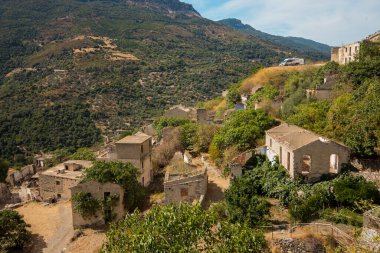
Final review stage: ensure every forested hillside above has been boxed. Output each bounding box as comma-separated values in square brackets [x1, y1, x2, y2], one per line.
[0, 0, 329, 163]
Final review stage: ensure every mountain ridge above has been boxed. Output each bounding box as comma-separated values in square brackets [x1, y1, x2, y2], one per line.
[0, 0, 329, 162]
[218, 18, 331, 57]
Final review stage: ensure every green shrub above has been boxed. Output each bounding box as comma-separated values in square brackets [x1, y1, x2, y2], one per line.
[72, 192, 101, 219]
[0, 210, 31, 252]
[101, 203, 268, 253]
[321, 208, 363, 227]
[153, 117, 190, 137]
[225, 175, 270, 226]
[333, 174, 380, 208]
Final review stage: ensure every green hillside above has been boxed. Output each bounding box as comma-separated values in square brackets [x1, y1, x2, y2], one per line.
[0, 0, 329, 163]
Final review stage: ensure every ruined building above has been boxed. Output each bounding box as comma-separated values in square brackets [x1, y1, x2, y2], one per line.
[164, 159, 207, 204]
[70, 181, 125, 228]
[39, 160, 93, 201]
[331, 31, 380, 65]
[97, 132, 153, 186]
[265, 124, 350, 182]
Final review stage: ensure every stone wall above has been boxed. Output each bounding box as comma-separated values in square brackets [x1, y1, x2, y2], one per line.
[164, 171, 207, 204]
[70, 181, 125, 228]
[39, 174, 80, 200]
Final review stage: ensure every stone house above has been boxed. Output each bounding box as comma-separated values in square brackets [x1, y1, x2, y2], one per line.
[39, 160, 93, 201]
[97, 132, 153, 187]
[306, 74, 338, 100]
[70, 181, 125, 228]
[265, 124, 350, 182]
[164, 161, 207, 204]
[331, 31, 380, 65]
[331, 42, 360, 64]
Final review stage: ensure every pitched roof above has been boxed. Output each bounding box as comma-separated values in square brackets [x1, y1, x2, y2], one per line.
[266, 124, 347, 150]
[317, 74, 338, 90]
[116, 132, 151, 144]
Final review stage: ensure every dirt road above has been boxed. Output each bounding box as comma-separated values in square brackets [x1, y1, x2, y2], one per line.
[16, 201, 74, 253]
[202, 158, 230, 206]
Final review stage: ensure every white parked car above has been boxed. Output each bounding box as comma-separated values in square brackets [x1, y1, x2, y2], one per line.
[279, 58, 305, 66]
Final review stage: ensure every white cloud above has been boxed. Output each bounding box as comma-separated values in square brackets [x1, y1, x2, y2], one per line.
[184, 0, 380, 45]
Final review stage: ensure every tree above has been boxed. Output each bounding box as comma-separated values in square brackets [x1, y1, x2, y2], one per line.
[101, 203, 267, 253]
[225, 176, 270, 226]
[286, 101, 331, 134]
[333, 174, 380, 208]
[0, 159, 9, 183]
[0, 210, 31, 252]
[226, 84, 241, 107]
[194, 124, 219, 153]
[82, 161, 145, 211]
[70, 147, 96, 161]
[179, 123, 197, 150]
[210, 109, 277, 162]
[153, 117, 190, 137]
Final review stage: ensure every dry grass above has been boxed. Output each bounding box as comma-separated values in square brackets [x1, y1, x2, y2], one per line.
[110, 51, 139, 61]
[239, 65, 320, 93]
[203, 97, 225, 111]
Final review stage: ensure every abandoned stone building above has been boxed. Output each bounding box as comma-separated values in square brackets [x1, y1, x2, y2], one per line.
[331, 42, 360, 64]
[70, 181, 125, 228]
[265, 124, 350, 182]
[331, 31, 380, 65]
[97, 132, 153, 187]
[306, 74, 338, 100]
[39, 160, 93, 201]
[164, 160, 207, 204]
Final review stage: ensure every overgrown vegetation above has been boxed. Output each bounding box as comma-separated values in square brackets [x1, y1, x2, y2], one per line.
[209, 109, 277, 165]
[101, 203, 267, 253]
[239, 157, 380, 225]
[0, 210, 31, 252]
[82, 161, 145, 211]
[72, 192, 102, 219]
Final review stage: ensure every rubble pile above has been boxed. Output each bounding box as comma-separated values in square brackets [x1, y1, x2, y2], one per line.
[272, 237, 326, 253]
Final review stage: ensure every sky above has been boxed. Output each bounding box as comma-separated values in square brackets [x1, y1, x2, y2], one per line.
[183, 0, 380, 46]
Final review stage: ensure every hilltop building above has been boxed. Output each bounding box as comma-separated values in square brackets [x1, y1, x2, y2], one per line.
[39, 160, 93, 201]
[97, 132, 153, 186]
[331, 31, 380, 65]
[265, 124, 350, 182]
[331, 42, 360, 64]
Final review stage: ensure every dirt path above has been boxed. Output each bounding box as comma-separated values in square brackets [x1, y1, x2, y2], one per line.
[16, 201, 74, 253]
[202, 158, 230, 206]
